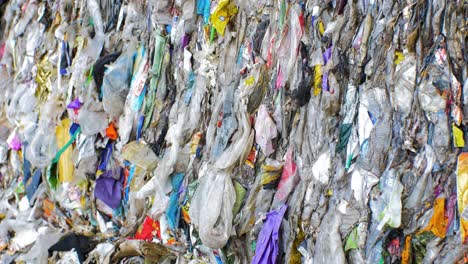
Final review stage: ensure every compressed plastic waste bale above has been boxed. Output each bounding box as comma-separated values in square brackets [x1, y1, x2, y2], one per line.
[0, 0, 466, 262]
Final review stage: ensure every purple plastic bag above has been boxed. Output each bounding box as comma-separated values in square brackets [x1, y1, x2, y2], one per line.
[94, 170, 124, 209]
[252, 204, 287, 264]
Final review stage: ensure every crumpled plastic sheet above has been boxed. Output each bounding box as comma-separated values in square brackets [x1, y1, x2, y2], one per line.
[0, 0, 467, 263]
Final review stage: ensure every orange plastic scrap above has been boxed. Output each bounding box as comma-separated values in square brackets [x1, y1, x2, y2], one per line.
[457, 252, 468, 264]
[401, 235, 412, 264]
[418, 197, 447, 238]
[43, 198, 55, 218]
[181, 203, 191, 224]
[105, 122, 119, 140]
[166, 237, 176, 245]
[245, 145, 258, 168]
[457, 153, 468, 244]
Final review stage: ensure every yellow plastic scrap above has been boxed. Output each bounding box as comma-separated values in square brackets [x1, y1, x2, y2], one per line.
[35, 57, 53, 102]
[457, 153, 468, 244]
[210, 0, 238, 36]
[80, 196, 87, 207]
[453, 123, 465, 147]
[244, 75, 255, 86]
[260, 163, 283, 186]
[419, 197, 447, 238]
[318, 21, 325, 35]
[394, 51, 405, 65]
[313, 65, 322, 96]
[56, 118, 74, 183]
[190, 132, 202, 154]
[78, 180, 89, 205]
[289, 226, 305, 264]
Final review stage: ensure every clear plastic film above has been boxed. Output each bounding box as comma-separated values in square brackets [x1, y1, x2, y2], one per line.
[189, 166, 235, 248]
[0, 0, 466, 262]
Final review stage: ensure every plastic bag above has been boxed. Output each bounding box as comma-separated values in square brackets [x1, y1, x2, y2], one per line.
[213, 103, 254, 170]
[85, 0, 105, 59]
[272, 148, 299, 209]
[210, 0, 238, 36]
[121, 141, 158, 171]
[211, 86, 238, 158]
[372, 167, 403, 230]
[313, 206, 346, 264]
[26, 124, 57, 168]
[16, 229, 63, 263]
[255, 104, 277, 157]
[101, 49, 134, 119]
[128, 45, 149, 112]
[251, 204, 287, 264]
[405, 145, 435, 209]
[77, 107, 107, 136]
[189, 166, 235, 248]
[393, 54, 416, 117]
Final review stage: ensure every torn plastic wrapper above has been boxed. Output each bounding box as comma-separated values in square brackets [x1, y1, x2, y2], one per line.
[210, 0, 238, 36]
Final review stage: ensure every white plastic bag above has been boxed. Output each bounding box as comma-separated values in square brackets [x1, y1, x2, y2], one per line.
[189, 166, 235, 248]
[78, 108, 108, 136]
[27, 124, 57, 168]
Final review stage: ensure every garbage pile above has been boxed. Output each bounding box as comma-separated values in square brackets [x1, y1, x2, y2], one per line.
[0, 0, 467, 263]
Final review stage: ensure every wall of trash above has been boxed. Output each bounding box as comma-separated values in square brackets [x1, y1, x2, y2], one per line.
[0, 0, 467, 263]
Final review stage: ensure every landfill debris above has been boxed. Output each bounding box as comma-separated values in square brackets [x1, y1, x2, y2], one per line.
[0, 0, 467, 263]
